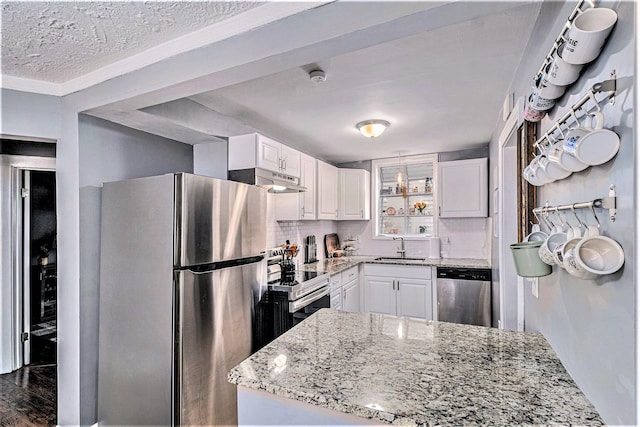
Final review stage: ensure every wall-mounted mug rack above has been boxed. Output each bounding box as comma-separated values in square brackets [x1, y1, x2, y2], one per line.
[533, 0, 595, 82]
[532, 185, 617, 222]
[534, 72, 616, 147]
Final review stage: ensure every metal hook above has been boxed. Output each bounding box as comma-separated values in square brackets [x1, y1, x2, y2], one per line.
[554, 207, 567, 229]
[590, 201, 601, 228]
[570, 204, 586, 229]
[556, 123, 566, 140]
[588, 91, 601, 112]
[532, 210, 542, 225]
[569, 107, 580, 130]
[543, 208, 556, 231]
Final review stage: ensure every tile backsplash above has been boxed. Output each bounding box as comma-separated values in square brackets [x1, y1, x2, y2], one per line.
[267, 195, 491, 261]
[438, 218, 491, 259]
[337, 218, 491, 260]
[266, 194, 337, 260]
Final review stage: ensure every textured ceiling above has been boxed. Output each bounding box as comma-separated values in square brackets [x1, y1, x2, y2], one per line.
[1, 1, 262, 83]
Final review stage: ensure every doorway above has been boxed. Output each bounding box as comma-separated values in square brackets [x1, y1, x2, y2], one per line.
[19, 169, 57, 366]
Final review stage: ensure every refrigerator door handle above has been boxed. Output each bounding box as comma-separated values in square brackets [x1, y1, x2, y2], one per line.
[182, 255, 265, 273]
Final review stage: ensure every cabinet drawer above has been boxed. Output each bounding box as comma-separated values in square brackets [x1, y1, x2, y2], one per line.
[330, 274, 343, 291]
[341, 266, 358, 283]
[364, 264, 431, 279]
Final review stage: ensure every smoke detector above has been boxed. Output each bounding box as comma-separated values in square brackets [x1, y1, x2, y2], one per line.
[309, 69, 326, 83]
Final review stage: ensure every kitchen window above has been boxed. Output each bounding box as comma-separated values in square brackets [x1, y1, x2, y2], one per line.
[372, 154, 438, 238]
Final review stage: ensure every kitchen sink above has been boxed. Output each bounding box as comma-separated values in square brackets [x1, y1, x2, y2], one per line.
[374, 257, 426, 261]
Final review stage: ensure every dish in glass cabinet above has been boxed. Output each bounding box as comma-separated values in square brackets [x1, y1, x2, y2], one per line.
[386, 207, 397, 215]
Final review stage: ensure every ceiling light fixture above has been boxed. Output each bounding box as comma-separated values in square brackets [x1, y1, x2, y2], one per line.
[356, 119, 390, 138]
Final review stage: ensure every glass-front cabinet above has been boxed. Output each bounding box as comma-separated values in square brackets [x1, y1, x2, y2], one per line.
[372, 154, 438, 238]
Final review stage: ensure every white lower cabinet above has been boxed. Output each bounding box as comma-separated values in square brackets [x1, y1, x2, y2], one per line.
[342, 278, 360, 313]
[363, 264, 432, 319]
[362, 276, 395, 315]
[329, 266, 360, 312]
[330, 292, 342, 310]
[330, 273, 343, 310]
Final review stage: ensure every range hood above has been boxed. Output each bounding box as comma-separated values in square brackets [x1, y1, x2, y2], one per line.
[228, 168, 306, 193]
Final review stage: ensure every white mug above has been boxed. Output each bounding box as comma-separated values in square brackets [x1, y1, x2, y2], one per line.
[552, 226, 582, 267]
[560, 236, 583, 271]
[564, 111, 620, 166]
[528, 89, 555, 111]
[538, 231, 568, 266]
[575, 234, 624, 277]
[524, 102, 546, 122]
[539, 148, 572, 180]
[544, 49, 583, 86]
[562, 8, 618, 65]
[525, 224, 548, 243]
[535, 73, 565, 100]
[564, 225, 600, 278]
[526, 155, 555, 186]
[523, 165, 549, 187]
[548, 135, 588, 173]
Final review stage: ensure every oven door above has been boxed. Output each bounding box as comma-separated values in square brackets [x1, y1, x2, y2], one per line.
[291, 286, 330, 326]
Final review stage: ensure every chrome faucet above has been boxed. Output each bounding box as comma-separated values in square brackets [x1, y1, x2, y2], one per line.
[393, 236, 405, 258]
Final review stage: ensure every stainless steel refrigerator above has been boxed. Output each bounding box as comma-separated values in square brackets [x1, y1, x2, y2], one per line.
[98, 173, 267, 426]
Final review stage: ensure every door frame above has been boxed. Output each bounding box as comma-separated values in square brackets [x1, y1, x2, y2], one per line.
[497, 97, 524, 331]
[1, 155, 56, 372]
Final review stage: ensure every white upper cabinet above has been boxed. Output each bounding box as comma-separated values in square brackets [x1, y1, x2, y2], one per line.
[317, 160, 339, 220]
[279, 143, 301, 177]
[275, 152, 316, 221]
[438, 158, 488, 218]
[339, 169, 370, 220]
[299, 153, 316, 219]
[228, 133, 301, 177]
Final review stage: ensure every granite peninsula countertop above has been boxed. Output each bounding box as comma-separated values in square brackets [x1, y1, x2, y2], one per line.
[299, 256, 491, 275]
[228, 309, 603, 426]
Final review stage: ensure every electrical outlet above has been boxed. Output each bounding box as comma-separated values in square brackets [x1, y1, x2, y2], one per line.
[531, 278, 539, 298]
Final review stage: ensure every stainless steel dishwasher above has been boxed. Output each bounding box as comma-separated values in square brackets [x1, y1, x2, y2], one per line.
[436, 267, 492, 327]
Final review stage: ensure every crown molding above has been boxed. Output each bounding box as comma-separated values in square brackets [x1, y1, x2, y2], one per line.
[1, 2, 327, 97]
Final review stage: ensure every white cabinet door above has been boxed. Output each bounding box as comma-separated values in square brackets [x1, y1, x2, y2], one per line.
[299, 153, 316, 219]
[274, 152, 316, 221]
[257, 135, 282, 173]
[317, 160, 339, 220]
[438, 158, 488, 218]
[280, 144, 301, 177]
[342, 278, 360, 313]
[364, 276, 396, 315]
[339, 169, 370, 220]
[397, 278, 432, 319]
[363, 264, 433, 320]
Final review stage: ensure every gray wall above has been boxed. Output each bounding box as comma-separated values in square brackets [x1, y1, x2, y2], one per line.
[78, 114, 193, 424]
[0, 89, 61, 140]
[489, 1, 636, 424]
[0, 89, 61, 375]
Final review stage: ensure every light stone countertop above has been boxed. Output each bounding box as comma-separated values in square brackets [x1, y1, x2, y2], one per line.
[228, 309, 603, 425]
[299, 256, 491, 275]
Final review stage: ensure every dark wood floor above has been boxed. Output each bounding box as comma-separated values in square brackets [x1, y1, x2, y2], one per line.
[0, 365, 56, 426]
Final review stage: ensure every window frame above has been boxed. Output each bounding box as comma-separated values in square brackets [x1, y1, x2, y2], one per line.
[371, 153, 439, 240]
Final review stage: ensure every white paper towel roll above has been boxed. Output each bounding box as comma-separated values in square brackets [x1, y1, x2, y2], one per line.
[428, 237, 441, 259]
